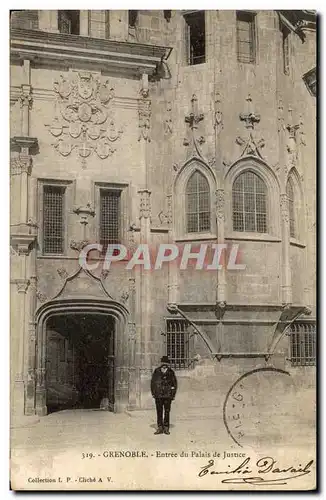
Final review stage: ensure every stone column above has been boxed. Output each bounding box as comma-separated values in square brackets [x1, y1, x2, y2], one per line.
[280, 193, 292, 305]
[127, 276, 138, 409]
[215, 188, 227, 305]
[12, 277, 30, 416]
[138, 189, 152, 375]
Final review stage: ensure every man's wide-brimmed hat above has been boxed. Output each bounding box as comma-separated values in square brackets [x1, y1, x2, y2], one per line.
[160, 356, 170, 364]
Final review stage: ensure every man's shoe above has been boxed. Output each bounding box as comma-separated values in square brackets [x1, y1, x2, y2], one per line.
[163, 427, 170, 435]
[154, 427, 163, 435]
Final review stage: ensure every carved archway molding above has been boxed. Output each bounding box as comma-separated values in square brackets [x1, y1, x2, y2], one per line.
[33, 298, 129, 416]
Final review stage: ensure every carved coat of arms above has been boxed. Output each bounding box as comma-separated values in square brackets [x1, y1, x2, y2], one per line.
[47, 72, 123, 168]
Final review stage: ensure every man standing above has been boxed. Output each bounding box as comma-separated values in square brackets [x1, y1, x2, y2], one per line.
[151, 356, 177, 435]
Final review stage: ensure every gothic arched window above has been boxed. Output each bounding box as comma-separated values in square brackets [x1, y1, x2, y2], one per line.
[286, 177, 296, 238]
[186, 171, 210, 233]
[232, 171, 267, 232]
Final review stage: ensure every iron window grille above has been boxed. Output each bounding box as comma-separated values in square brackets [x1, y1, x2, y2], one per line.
[186, 171, 210, 233]
[43, 185, 65, 255]
[236, 11, 256, 64]
[58, 10, 80, 34]
[287, 322, 316, 367]
[232, 171, 267, 233]
[100, 189, 121, 254]
[166, 319, 195, 370]
[184, 11, 206, 66]
[128, 10, 138, 28]
[286, 178, 296, 238]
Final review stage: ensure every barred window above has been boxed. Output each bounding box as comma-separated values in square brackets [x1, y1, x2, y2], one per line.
[281, 24, 290, 75]
[232, 171, 267, 233]
[184, 11, 206, 65]
[166, 319, 194, 370]
[43, 185, 65, 255]
[100, 189, 121, 252]
[286, 178, 296, 238]
[58, 10, 80, 34]
[236, 11, 256, 64]
[186, 171, 210, 233]
[128, 10, 138, 27]
[288, 322, 316, 366]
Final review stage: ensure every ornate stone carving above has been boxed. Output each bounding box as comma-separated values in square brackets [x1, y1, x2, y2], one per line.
[208, 157, 216, 168]
[10, 155, 32, 176]
[129, 277, 136, 293]
[70, 239, 89, 252]
[19, 85, 33, 109]
[73, 203, 95, 226]
[164, 101, 173, 135]
[128, 224, 138, 254]
[128, 321, 137, 340]
[214, 92, 223, 135]
[183, 94, 205, 158]
[236, 134, 265, 158]
[285, 107, 300, 175]
[36, 367, 46, 386]
[138, 189, 151, 219]
[36, 290, 47, 302]
[101, 269, 110, 280]
[57, 267, 68, 280]
[158, 194, 172, 225]
[14, 279, 30, 294]
[10, 246, 18, 257]
[120, 290, 130, 304]
[47, 72, 122, 168]
[277, 97, 285, 133]
[280, 194, 290, 223]
[239, 94, 261, 129]
[215, 189, 225, 222]
[138, 98, 151, 142]
[236, 95, 264, 159]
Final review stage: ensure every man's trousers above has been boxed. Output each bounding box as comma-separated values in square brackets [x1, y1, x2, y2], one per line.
[155, 398, 172, 429]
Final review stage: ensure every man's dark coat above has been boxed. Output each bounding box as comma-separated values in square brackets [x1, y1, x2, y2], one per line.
[151, 366, 177, 399]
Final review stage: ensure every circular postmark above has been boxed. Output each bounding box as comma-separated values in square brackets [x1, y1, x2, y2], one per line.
[223, 367, 294, 448]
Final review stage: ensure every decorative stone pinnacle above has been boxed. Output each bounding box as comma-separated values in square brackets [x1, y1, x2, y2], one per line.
[185, 94, 204, 130]
[239, 94, 261, 129]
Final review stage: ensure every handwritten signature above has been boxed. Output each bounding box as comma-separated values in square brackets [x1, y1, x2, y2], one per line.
[198, 457, 314, 485]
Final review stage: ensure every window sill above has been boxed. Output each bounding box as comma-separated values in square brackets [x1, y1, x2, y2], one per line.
[175, 233, 217, 243]
[290, 238, 306, 248]
[225, 233, 281, 243]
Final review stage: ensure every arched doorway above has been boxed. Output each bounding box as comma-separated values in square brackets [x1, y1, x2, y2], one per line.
[33, 298, 128, 416]
[46, 313, 115, 413]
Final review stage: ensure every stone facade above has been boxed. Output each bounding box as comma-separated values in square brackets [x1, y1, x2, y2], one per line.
[10, 10, 316, 418]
